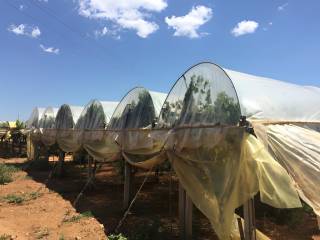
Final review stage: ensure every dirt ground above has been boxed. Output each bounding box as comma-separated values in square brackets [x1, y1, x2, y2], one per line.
[0, 158, 106, 240]
[0, 156, 320, 240]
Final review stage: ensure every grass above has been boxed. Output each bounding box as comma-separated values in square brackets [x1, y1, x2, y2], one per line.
[0, 163, 19, 184]
[35, 227, 49, 239]
[2, 191, 43, 204]
[63, 211, 93, 223]
[0, 234, 13, 240]
[108, 233, 128, 240]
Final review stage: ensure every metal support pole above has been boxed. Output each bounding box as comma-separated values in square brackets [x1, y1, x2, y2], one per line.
[244, 198, 256, 240]
[123, 160, 133, 211]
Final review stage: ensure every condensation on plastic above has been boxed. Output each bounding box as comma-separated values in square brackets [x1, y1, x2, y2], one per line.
[225, 69, 320, 122]
[108, 87, 167, 129]
[166, 127, 300, 239]
[254, 124, 320, 216]
[158, 63, 241, 128]
[27, 107, 45, 128]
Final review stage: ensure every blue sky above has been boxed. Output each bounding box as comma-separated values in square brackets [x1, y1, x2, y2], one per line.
[1, 0, 320, 121]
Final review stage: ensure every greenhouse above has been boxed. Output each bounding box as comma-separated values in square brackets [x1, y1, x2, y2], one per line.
[26, 107, 45, 129]
[75, 100, 119, 130]
[25, 61, 320, 240]
[55, 104, 84, 129]
[108, 87, 167, 129]
[39, 107, 59, 129]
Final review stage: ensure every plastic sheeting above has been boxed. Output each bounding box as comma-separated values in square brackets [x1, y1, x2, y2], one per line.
[75, 100, 118, 130]
[27, 107, 45, 128]
[158, 63, 241, 128]
[109, 87, 167, 129]
[39, 107, 59, 129]
[166, 127, 300, 239]
[55, 105, 84, 129]
[255, 124, 320, 216]
[225, 69, 320, 122]
[54, 105, 84, 153]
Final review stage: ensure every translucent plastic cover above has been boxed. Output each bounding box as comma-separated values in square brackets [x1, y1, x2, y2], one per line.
[75, 100, 118, 130]
[109, 87, 167, 129]
[38, 107, 59, 129]
[225, 69, 320, 122]
[158, 63, 241, 128]
[27, 107, 45, 128]
[55, 104, 84, 129]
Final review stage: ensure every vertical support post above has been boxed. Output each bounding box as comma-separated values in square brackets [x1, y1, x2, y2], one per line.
[179, 183, 193, 240]
[185, 193, 193, 240]
[123, 160, 133, 211]
[244, 198, 256, 240]
[317, 215, 320, 230]
[57, 151, 65, 177]
[87, 155, 93, 181]
[179, 182, 186, 240]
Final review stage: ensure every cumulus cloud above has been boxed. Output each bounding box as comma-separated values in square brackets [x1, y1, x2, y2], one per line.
[40, 44, 60, 54]
[231, 20, 259, 37]
[8, 24, 41, 38]
[165, 5, 212, 38]
[78, 0, 167, 38]
[278, 3, 289, 11]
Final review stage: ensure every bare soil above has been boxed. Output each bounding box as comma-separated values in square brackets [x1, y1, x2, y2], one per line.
[0, 157, 319, 240]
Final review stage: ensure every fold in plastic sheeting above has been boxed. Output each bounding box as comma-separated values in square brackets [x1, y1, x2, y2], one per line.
[260, 124, 320, 216]
[166, 127, 300, 240]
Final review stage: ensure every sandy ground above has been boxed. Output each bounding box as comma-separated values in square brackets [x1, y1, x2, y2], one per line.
[0, 158, 107, 240]
[0, 156, 320, 240]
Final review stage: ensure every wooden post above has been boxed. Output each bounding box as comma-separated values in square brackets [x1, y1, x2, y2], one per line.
[123, 160, 133, 211]
[87, 155, 93, 181]
[57, 151, 65, 177]
[179, 183, 186, 240]
[179, 183, 193, 240]
[185, 193, 193, 240]
[244, 198, 256, 240]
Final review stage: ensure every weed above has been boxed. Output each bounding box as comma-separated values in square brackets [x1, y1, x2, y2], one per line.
[59, 234, 65, 240]
[2, 191, 42, 204]
[0, 234, 12, 240]
[0, 164, 19, 184]
[63, 211, 93, 223]
[108, 233, 127, 240]
[3, 194, 25, 204]
[35, 228, 49, 239]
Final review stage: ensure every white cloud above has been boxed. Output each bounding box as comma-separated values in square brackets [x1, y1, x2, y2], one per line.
[31, 27, 41, 38]
[40, 44, 60, 54]
[165, 5, 212, 38]
[78, 0, 167, 38]
[8, 24, 41, 38]
[19, 5, 24, 10]
[278, 3, 289, 11]
[94, 26, 121, 39]
[231, 20, 259, 37]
